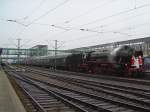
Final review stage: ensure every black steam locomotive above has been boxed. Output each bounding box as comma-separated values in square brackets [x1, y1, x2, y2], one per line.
[22, 45, 143, 76]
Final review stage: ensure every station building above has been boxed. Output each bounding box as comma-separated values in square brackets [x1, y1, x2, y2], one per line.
[29, 45, 48, 56]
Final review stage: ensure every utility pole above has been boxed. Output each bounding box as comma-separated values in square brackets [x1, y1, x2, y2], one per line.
[54, 40, 58, 70]
[0, 48, 2, 67]
[134, 0, 137, 9]
[17, 38, 21, 65]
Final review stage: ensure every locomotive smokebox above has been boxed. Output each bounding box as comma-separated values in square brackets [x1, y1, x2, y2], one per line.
[110, 45, 134, 63]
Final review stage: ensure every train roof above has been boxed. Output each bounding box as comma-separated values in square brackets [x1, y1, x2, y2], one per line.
[32, 54, 71, 59]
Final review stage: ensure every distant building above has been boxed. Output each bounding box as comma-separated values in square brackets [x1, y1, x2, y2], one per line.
[30, 45, 48, 56]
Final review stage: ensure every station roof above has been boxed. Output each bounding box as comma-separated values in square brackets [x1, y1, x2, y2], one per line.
[71, 37, 150, 51]
[31, 45, 48, 49]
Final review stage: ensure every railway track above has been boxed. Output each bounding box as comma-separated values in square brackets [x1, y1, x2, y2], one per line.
[5, 65, 150, 112]
[22, 66, 150, 91]
[24, 66, 150, 85]
[4, 67, 92, 112]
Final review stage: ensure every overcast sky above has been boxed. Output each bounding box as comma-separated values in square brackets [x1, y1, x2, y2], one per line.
[0, 0, 150, 50]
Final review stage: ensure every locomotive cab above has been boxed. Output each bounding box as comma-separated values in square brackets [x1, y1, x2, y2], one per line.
[129, 51, 143, 73]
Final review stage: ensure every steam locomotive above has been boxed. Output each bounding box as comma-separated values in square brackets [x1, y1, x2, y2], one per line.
[22, 45, 143, 76]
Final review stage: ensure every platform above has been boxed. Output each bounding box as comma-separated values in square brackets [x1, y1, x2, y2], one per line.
[0, 69, 26, 112]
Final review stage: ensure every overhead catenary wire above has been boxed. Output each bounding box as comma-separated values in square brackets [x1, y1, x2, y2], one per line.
[93, 21, 150, 33]
[9, 0, 70, 41]
[7, 38, 18, 47]
[8, 0, 47, 24]
[32, 20, 150, 44]
[64, 31, 137, 47]
[3, 0, 47, 46]
[28, 22, 73, 31]
[115, 21, 150, 32]
[26, 0, 70, 26]
[64, 20, 150, 43]
[16, 1, 150, 43]
[88, 9, 150, 30]
[65, 34, 99, 42]
[79, 21, 150, 39]
[78, 21, 150, 36]
[73, 3, 150, 27]
[33, 7, 150, 33]
[24, 0, 47, 20]
[51, 24, 71, 31]
[63, 0, 118, 24]
[43, 30, 69, 42]
[3, 1, 150, 50]
[20, 39, 33, 48]
[32, 2, 150, 40]
[5, 0, 51, 48]
[132, 32, 150, 36]
[31, 0, 117, 27]
[6, 0, 47, 26]
[30, 5, 150, 42]
[30, 20, 150, 45]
